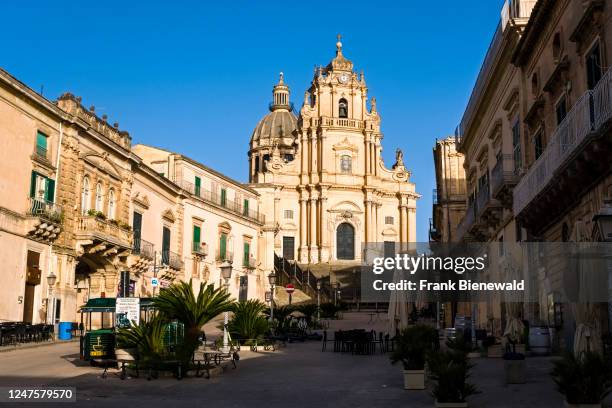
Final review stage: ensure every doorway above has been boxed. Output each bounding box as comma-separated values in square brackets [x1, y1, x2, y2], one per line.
[24, 250, 41, 323]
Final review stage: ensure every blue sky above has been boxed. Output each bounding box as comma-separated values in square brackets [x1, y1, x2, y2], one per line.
[2, 0, 504, 241]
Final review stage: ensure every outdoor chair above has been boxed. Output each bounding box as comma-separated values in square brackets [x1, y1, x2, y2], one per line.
[321, 330, 335, 352]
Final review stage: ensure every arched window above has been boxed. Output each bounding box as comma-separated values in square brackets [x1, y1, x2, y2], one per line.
[552, 32, 562, 62]
[338, 98, 348, 118]
[108, 189, 116, 219]
[81, 177, 90, 214]
[336, 222, 355, 260]
[340, 155, 352, 174]
[95, 183, 103, 212]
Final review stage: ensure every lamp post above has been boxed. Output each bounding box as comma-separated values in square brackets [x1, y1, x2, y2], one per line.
[268, 272, 276, 323]
[220, 261, 233, 353]
[46, 272, 57, 325]
[334, 282, 341, 307]
[316, 279, 321, 322]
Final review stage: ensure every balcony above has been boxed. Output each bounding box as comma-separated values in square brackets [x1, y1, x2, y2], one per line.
[429, 217, 441, 242]
[192, 241, 208, 257]
[161, 249, 183, 271]
[133, 236, 154, 260]
[490, 154, 520, 207]
[243, 255, 257, 270]
[513, 67, 612, 232]
[25, 198, 62, 243]
[319, 116, 365, 129]
[215, 248, 234, 263]
[456, 201, 476, 241]
[76, 215, 132, 254]
[177, 180, 265, 224]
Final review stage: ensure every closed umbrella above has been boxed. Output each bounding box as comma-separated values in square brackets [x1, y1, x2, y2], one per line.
[387, 268, 411, 334]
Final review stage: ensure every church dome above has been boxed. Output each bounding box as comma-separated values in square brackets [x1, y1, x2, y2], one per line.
[250, 72, 297, 146]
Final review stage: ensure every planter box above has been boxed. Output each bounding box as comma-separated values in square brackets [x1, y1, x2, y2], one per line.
[563, 401, 601, 408]
[435, 402, 468, 408]
[115, 348, 138, 361]
[487, 344, 503, 358]
[504, 359, 526, 384]
[403, 369, 425, 390]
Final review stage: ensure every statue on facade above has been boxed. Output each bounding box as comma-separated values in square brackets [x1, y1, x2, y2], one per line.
[393, 148, 404, 169]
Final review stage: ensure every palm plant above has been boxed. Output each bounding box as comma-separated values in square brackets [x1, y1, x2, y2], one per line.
[227, 299, 269, 344]
[153, 280, 234, 362]
[296, 304, 318, 325]
[428, 350, 478, 403]
[551, 351, 612, 404]
[391, 325, 440, 370]
[116, 315, 167, 362]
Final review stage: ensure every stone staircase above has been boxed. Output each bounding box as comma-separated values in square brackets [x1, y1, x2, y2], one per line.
[273, 286, 311, 306]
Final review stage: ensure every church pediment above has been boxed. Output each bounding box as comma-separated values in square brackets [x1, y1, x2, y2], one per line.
[81, 152, 122, 180]
[329, 200, 362, 213]
[332, 137, 358, 153]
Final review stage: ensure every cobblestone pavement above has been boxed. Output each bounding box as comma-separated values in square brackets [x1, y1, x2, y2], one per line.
[0, 313, 593, 408]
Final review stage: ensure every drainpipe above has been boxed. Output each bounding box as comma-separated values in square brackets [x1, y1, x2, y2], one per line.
[46, 122, 63, 326]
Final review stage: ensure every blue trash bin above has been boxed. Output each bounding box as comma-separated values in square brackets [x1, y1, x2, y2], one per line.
[58, 322, 72, 340]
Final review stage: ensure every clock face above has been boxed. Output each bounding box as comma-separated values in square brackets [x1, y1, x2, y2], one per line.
[339, 73, 349, 84]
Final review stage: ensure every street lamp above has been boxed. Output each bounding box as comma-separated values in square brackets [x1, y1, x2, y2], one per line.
[268, 272, 276, 323]
[335, 282, 341, 306]
[220, 261, 233, 353]
[316, 279, 321, 322]
[46, 272, 57, 325]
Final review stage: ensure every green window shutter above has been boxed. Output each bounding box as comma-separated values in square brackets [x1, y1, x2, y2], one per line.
[193, 225, 201, 243]
[243, 242, 250, 266]
[243, 199, 249, 215]
[36, 131, 48, 149]
[219, 233, 227, 260]
[30, 171, 37, 198]
[45, 178, 55, 203]
[220, 189, 227, 206]
[194, 177, 201, 196]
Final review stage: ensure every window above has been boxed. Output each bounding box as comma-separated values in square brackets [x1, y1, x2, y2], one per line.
[531, 72, 539, 96]
[36, 131, 48, 159]
[193, 225, 201, 253]
[220, 188, 227, 207]
[254, 156, 260, 173]
[284, 209, 294, 219]
[385, 216, 394, 225]
[556, 97, 567, 125]
[534, 130, 544, 160]
[243, 242, 250, 267]
[108, 189, 116, 219]
[81, 177, 90, 213]
[95, 183, 103, 212]
[194, 176, 201, 196]
[586, 41, 602, 90]
[162, 226, 171, 265]
[498, 235, 505, 257]
[336, 223, 355, 260]
[239, 275, 248, 302]
[338, 98, 348, 118]
[552, 32, 562, 62]
[219, 233, 228, 261]
[282, 236, 295, 260]
[340, 155, 352, 174]
[284, 154, 294, 162]
[512, 119, 522, 174]
[30, 171, 54, 203]
[133, 212, 142, 253]
[243, 199, 249, 216]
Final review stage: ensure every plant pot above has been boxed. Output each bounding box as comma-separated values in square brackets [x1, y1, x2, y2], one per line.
[403, 369, 425, 390]
[487, 344, 503, 358]
[563, 401, 601, 408]
[504, 359, 525, 384]
[115, 348, 138, 361]
[435, 401, 468, 408]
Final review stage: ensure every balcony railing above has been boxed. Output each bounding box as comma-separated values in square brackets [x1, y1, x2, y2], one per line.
[177, 180, 265, 223]
[77, 215, 132, 244]
[475, 184, 491, 217]
[28, 198, 62, 224]
[491, 154, 519, 197]
[215, 249, 234, 263]
[243, 255, 256, 269]
[33, 145, 49, 161]
[513, 67, 612, 216]
[319, 116, 365, 129]
[192, 241, 208, 256]
[133, 236, 154, 260]
[432, 189, 438, 204]
[161, 249, 183, 270]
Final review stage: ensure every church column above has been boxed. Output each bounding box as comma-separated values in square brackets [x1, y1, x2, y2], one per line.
[407, 206, 416, 247]
[300, 131, 309, 183]
[320, 186, 330, 262]
[364, 134, 371, 175]
[309, 191, 319, 263]
[299, 195, 308, 263]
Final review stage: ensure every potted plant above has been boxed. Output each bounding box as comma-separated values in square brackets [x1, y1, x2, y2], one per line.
[551, 351, 612, 408]
[503, 318, 526, 384]
[391, 325, 439, 390]
[428, 349, 478, 407]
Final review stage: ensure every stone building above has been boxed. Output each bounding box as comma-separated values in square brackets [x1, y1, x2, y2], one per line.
[248, 38, 419, 284]
[450, 0, 612, 344]
[133, 145, 266, 302]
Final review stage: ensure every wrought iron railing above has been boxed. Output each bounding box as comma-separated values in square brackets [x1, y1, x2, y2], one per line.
[28, 198, 62, 224]
[133, 236, 154, 260]
[162, 249, 183, 270]
[491, 154, 519, 195]
[177, 180, 264, 223]
[77, 215, 132, 243]
[33, 145, 49, 161]
[456, 201, 476, 241]
[513, 67, 612, 215]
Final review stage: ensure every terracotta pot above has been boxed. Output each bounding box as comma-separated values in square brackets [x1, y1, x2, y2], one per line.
[403, 369, 425, 390]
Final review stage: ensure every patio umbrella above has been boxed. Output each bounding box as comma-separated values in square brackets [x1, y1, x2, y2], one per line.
[503, 302, 524, 350]
[387, 268, 411, 334]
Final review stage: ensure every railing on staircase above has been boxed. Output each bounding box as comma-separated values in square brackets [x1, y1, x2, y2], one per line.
[273, 253, 331, 301]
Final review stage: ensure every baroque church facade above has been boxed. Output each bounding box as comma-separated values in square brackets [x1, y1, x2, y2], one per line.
[248, 38, 419, 267]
